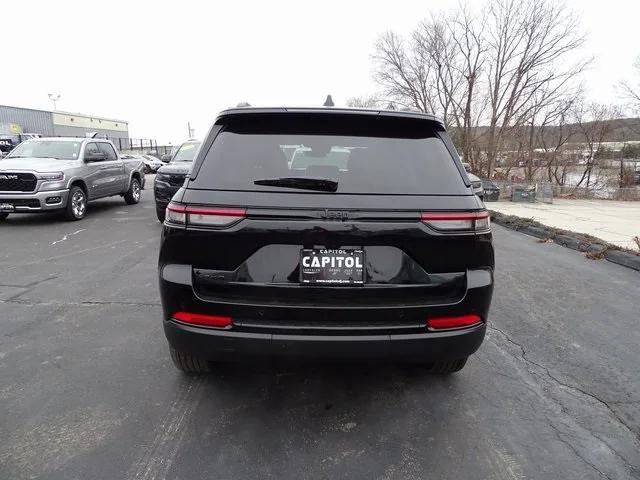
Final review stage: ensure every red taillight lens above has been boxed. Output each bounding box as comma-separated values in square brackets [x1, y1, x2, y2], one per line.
[165, 203, 246, 227]
[172, 311, 233, 328]
[421, 211, 490, 232]
[427, 314, 482, 330]
[186, 206, 246, 227]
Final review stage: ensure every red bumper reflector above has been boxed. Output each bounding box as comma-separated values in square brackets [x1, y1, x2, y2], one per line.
[172, 311, 232, 328]
[427, 314, 482, 330]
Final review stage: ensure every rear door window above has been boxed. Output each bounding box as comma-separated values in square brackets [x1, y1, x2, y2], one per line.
[192, 114, 467, 195]
[173, 142, 201, 162]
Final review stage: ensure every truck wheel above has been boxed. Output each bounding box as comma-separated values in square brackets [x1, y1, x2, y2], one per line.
[0, 213, 9, 221]
[427, 357, 468, 374]
[124, 178, 141, 205]
[156, 205, 166, 222]
[169, 346, 211, 373]
[65, 186, 87, 221]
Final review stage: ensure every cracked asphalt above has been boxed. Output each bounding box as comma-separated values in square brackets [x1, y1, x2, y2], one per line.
[0, 187, 639, 480]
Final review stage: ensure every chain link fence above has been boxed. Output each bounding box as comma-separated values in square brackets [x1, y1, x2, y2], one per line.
[492, 181, 555, 203]
[109, 138, 173, 156]
[492, 180, 640, 202]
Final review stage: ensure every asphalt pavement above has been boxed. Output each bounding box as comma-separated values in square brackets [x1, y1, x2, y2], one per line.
[1, 185, 639, 480]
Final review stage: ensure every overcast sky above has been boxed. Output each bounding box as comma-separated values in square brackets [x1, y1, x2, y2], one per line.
[1, 0, 638, 144]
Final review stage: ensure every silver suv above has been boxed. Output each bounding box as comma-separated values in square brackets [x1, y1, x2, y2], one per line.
[0, 137, 145, 221]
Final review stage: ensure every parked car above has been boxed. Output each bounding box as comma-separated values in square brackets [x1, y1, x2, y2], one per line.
[481, 178, 501, 201]
[0, 137, 145, 221]
[142, 154, 163, 173]
[462, 162, 484, 200]
[154, 139, 201, 222]
[159, 107, 494, 374]
[121, 153, 164, 174]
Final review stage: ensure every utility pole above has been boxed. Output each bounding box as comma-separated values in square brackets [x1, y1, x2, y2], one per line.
[48, 93, 61, 111]
[187, 122, 194, 139]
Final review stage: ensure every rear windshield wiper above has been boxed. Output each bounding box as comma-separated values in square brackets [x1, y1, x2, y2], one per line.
[254, 177, 338, 192]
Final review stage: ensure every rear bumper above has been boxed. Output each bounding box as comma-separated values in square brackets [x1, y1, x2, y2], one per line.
[0, 188, 69, 212]
[160, 266, 493, 362]
[164, 318, 486, 361]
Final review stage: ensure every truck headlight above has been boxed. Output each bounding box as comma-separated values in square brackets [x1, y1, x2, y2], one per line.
[37, 172, 65, 181]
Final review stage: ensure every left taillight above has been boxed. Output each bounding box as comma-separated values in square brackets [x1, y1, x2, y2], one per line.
[421, 211, 490, 233]
[172, 311, 232, 328]
[166, 202, 246, 228]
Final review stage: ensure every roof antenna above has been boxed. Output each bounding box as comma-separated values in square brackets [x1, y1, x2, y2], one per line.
[323, 95, 335, 107]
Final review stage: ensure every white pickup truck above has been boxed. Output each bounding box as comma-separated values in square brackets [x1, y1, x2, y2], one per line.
[0, 137, 146, 221]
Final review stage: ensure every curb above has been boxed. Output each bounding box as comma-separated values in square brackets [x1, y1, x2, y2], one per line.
[489, 210, 640, 272]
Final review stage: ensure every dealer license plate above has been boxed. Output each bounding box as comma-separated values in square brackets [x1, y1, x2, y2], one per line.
[0, 203, 14, 212]
[299, 248, 365, 285]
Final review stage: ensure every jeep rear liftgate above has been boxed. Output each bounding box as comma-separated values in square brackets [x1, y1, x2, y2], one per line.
[159, 108, 493, 371]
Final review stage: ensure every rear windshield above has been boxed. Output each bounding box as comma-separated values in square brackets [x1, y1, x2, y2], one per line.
[193, 114, 467, 195]
[173, 142, 201, 162]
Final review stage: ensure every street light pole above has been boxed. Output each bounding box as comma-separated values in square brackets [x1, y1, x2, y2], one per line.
[48, 93, 61, 111]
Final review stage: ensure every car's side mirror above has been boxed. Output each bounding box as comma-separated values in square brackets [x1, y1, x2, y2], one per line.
[85, 151, 107, 162]
[161, 154, 171, 163]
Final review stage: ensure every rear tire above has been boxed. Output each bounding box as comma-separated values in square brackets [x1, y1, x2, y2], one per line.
[169, 346, 211, 373]
[124, 178, 141, 205]
[156, 205, 166, 222]
[0, 213, 9, 221]
[64, 186, 87, 221]
[427, 357, 468, 374]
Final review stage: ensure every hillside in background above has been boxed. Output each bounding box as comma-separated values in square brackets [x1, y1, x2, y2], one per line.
[456, 118, 640, 151]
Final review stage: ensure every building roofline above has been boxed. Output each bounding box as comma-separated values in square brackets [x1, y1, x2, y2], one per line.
[0, 104, 128, 124]
[216, 106, 444, 125]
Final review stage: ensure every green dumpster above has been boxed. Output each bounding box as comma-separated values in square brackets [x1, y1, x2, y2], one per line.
[512, 186, 536, 202]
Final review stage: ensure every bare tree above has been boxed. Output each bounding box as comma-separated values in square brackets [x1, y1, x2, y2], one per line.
[414, 5, 487, 170]
[346, 96, 383, 108]
[482, 0, 589, 176]
[372, 31, 438, 114]
[371, 0, 589, 178]
[539, 100, 577, 185]
[619, 55, 640, 113]
[571, 102, 622, 189]
[517, 89, 581, 181]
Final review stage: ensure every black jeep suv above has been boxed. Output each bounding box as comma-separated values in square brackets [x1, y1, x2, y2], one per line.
[159, 108, 494, 374]
[154, 140, 202, 222]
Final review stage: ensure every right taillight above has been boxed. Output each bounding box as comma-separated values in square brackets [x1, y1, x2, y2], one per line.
[427, 314, 482, 330]
[166, 202, 246, 228]
[166, 203, 186, 224]
[421, 211, 490, 233]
